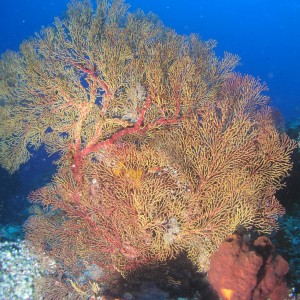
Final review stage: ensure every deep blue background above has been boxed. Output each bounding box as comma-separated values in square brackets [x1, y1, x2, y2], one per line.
[0, 0, 299, 225]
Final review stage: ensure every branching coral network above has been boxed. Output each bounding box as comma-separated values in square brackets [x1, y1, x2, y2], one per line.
[0, 0, 296, 297]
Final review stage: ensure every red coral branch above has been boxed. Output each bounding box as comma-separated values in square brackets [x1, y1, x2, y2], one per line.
[71, 94, 183, 181]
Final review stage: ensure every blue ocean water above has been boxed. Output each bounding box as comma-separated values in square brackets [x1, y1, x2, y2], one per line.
[0, 0, 299, 297]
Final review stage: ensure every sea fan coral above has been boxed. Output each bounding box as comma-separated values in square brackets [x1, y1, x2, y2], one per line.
[0, 0, 296, 297]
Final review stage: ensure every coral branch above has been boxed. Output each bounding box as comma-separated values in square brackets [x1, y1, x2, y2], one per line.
[0, 0, 296, 297]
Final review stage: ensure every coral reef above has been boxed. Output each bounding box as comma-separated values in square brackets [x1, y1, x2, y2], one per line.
[275, 120, 300, 293]
[0, 0, 296, 297]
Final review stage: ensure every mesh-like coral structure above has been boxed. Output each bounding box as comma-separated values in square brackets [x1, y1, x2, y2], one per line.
[0, 0, 296, 297]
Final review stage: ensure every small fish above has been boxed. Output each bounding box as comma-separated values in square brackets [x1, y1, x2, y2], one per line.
[147, 166, 163, 174]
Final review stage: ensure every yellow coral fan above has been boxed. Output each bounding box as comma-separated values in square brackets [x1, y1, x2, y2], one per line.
[0, 0, 296, 297]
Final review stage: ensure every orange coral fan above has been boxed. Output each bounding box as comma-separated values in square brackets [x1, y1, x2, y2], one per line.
[152, 74, 295, 270]
[0, 0, 296, 297]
